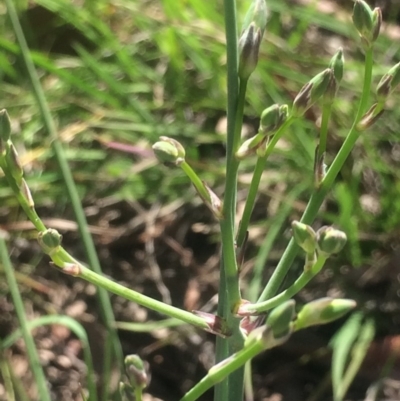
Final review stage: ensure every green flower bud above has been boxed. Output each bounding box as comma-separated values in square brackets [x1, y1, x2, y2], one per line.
[291, 221, 316, 254]
[0, 109, 11, 142]
[125, 355, 148, 390]
[152, 136, 185, 166]
[371, 8, 382, 43]
[259, 104, 288, 136]
[352, 1, 381, 46]
[292, 69, 333, 117]
[352, 1, 373, 38]
[238, 0, 268, 80]
[329, 48, 344, 83]
[324, 48, 344, 103]
[266, 299, 295, 339]
[37, 229, 62, 255]
[295, 298, 356, 330]
[377, 62, 400, 101]
[316, 226, 347, 256]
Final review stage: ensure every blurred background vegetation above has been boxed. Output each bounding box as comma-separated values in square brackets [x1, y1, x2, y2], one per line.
[1, 0, 400, 400]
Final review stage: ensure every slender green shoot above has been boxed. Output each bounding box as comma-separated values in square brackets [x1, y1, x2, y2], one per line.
[4, 0, 123, 375]
[0, 348, 15, 401]
[1, 314, 98, 401]
[241, 254, 328, 315]
[257, 47, 374, 304]
[0, 236, 51, 401]
[236, 116, 295, 248]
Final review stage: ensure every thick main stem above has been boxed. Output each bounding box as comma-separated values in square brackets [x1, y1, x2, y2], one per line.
[214, 0, 248, 400]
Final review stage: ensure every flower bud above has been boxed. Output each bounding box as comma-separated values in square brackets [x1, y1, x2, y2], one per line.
[266, 299, 295, 339]
[376, 62, 400, 101]
[294, 298, 356, 330]
[259, 104, 288, 136]
[125, 355, 148, 390]
[329, 48, 344, 84]
[371, 8, 382, 43]
[291, 221, 316, 254]
[316, 226, 347, 256]
[324, 48, 344, 103]
[238, 0, 268, 80]
[292, 69, 333, 117]
[352, 1, 381, 46]
[152, 136, 185, 166]
[38, 229, 62, 255]
[0, 109, 11, 142]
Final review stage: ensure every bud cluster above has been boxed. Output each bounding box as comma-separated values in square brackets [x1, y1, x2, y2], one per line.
[292, 221, 347, 269]
[236, 104, 288, 159]
[352, 0, 382, 48]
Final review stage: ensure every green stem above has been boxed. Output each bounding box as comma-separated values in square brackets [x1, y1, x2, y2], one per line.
[257, 47, 374, 303]
[214, 267, 229, 400]
[0, 238, 51, 401]
[5, 0, 123, 370]
[134, 387, 143, 401]
[236, 116, 295, 248]
[318, 102, 332, 156]
[0, 351, 15, 401]
[242, 255, 327, 315]
[217, 73, 247, 401]
[214, 0, 244, 399]
[220, 78, 247, 312]
[180, 161, 211, 203]
[0, 164, 45, 232]
[181, 338, 264, 401]
[56, 250, 211, 331]
[247, 184, 306, 302]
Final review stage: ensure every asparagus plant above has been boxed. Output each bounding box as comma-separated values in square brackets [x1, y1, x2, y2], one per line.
[1, 0, 398, 400]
